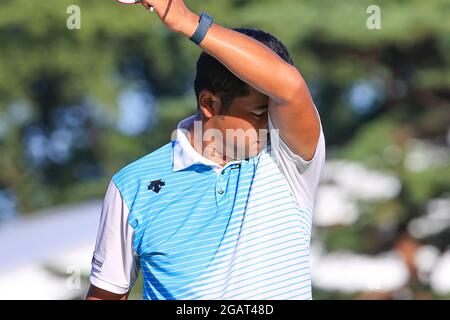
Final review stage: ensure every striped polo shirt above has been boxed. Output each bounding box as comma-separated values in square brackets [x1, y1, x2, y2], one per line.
[89, 113, 325, 300]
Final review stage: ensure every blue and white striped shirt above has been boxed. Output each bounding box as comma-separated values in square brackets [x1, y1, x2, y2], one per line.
[90, 113, 325, 299]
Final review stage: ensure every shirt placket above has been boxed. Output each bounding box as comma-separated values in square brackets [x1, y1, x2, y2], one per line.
[215, 163, 241, 207]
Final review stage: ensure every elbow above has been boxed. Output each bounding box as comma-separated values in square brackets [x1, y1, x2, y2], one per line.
[277, 66, 310, 105]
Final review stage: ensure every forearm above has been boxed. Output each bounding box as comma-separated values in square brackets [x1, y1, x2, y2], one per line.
[179, 12, 304, 104]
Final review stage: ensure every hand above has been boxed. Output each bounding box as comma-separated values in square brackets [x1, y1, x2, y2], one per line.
[141, 0, 198, 35]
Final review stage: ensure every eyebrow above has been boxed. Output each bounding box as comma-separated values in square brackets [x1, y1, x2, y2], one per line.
[254, 104, 269, 110]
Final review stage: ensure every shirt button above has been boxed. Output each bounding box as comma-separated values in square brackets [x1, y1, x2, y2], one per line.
[218, 188, 224, 194]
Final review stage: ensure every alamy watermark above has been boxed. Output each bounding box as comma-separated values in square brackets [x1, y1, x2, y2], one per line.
[66, 5, 81, 30]
[66, 264, 81, 290]
[367, 5, 382, 30]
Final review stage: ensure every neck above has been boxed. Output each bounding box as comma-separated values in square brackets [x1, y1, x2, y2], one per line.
[186, 114, 231, 168]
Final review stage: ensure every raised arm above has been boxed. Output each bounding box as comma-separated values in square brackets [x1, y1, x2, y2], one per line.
[141, 0, 321, 161]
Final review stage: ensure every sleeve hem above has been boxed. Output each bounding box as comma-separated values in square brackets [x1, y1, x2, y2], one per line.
[89, 274, 130, 295]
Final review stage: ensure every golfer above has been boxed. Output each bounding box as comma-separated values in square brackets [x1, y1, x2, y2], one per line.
[86, 0, 325, 300]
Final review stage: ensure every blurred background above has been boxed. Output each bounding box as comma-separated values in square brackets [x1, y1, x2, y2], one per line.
[0, 0, 449, 300]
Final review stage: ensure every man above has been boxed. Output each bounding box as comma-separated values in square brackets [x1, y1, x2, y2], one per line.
[86, 0, 325, 300]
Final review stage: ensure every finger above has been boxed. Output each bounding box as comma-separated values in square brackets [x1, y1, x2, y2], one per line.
[143, 0, 153, 8]
[141, 0, 151, 9]
[142, 3, 154, 11]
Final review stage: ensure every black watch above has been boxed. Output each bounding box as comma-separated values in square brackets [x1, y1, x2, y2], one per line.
[189, 12, 213, 45]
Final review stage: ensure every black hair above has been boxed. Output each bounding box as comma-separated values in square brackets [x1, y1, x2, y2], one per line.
[194, 28, 294, 114]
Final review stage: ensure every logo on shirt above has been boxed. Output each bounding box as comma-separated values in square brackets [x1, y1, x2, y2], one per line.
[148, 179, 165, 193]
[91, 255, 104, 271]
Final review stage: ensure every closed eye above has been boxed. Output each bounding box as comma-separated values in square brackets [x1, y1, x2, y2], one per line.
[253, 112, 266, 117]
[253, 105, 268, 117]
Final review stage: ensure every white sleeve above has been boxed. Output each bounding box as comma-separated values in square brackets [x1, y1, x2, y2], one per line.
[89, 180, 140, 294]
[268, 110, 326, 209]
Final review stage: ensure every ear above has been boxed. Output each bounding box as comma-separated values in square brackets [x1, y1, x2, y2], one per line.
[198, 90, 223, 119]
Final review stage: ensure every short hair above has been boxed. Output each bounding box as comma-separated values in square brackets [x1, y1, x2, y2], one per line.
[193, 28, 294, 113]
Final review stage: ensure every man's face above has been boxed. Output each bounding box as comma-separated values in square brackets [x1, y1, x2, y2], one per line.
[208, 86, 269, 161]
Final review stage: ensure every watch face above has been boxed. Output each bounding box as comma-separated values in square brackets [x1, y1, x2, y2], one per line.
[116, 0, 142, 4]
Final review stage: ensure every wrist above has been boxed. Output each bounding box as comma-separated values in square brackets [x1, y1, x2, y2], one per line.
[178, 10, 199, 38]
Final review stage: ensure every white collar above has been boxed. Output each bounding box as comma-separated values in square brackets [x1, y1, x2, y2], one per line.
[172, 115, 223, 173]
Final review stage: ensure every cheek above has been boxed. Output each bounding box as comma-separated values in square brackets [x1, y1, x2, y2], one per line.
[220, 116, 255, 132]
[235, 116, 268, 141]
[234, 118, 260, 140]
[235, 118, 257, 131]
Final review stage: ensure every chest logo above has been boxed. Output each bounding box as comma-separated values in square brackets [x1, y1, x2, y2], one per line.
[148, 179, 165, 193]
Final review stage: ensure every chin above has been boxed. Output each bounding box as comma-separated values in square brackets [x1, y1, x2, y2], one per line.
[227, 140, 263, 161]
[245, 142, 264, 159]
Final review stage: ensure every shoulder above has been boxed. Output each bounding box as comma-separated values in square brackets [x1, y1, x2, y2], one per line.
[111, 142, 174, 198]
